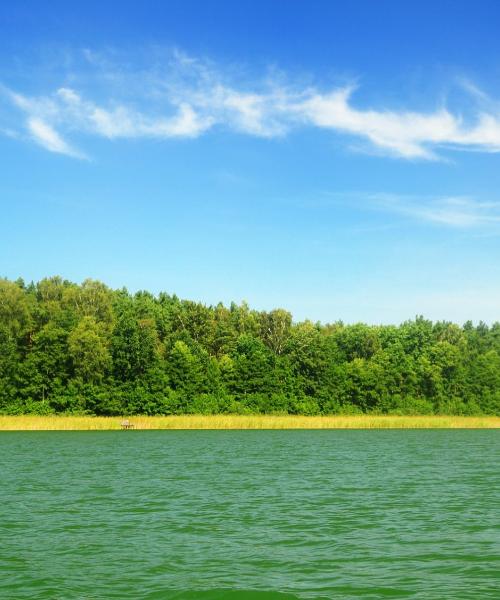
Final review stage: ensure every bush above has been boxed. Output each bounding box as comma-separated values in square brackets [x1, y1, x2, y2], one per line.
[384, 395, 434, 415]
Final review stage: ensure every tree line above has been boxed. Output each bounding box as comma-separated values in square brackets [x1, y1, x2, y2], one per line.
[0, 277, 499, 415]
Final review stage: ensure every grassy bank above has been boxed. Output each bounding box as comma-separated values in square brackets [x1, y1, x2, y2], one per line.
[0, 414, 498, 430]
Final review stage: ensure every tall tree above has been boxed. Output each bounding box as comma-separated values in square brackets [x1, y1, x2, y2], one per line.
[68, 317, 111, 383]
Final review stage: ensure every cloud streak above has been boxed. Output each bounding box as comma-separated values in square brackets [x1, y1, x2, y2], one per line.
[2, 51, 500, 159]
[27, 116, 85, 158]
[358, 193, 500, 228]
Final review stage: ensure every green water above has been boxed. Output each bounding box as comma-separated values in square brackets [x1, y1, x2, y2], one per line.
[1, 430, 499, 599]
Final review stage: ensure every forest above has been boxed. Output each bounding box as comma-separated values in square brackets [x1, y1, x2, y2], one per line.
[0, 276, 499, 416]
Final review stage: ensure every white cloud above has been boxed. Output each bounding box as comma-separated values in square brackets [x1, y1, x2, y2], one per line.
[363, 193, 500, 228]
[55, 86, 214, 139]
[295, 87, 457, 159]
[293, 86, 500, 159]
[153, 103, 214, 137]
[27, 117, 84, 158]
[3, 52, 500, 160]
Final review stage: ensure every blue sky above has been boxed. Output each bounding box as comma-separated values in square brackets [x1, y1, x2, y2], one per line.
[2, 0, 500, 324]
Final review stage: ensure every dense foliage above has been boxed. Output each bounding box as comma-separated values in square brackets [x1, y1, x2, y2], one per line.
[1, 277, 499, 415]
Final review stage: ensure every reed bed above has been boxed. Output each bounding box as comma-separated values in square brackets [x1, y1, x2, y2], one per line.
[0, 414, 498, 430]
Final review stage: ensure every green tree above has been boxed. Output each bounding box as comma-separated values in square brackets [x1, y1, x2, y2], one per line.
[64, 279, 114, 329]
[68, 317, 111, 383]
[260, 309, 292, 355]
[0, 278, 33, 341]
[231, 334, 277, 399]
[112, 313, 162, 380]
[19, 323, 69, 403]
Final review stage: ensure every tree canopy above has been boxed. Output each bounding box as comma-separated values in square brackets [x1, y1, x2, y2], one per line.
[0, 277, 498, 416]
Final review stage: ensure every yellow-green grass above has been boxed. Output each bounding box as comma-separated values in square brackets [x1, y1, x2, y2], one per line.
[0, 414, 498, 430]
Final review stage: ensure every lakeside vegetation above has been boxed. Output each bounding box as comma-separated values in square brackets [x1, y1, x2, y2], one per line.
[1, 276, 499, 416]
[1, 415, 498, 430]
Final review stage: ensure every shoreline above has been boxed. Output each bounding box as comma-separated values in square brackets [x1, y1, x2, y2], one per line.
[0, 414, 498, 430]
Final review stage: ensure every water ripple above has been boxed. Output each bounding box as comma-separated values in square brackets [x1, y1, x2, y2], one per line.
[0, 430, 499, 599]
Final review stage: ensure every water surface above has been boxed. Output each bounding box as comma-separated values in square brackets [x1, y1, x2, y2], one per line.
[1, 430, 499, 599]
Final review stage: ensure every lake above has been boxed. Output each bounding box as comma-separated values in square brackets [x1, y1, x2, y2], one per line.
[1, 430, 498, 599]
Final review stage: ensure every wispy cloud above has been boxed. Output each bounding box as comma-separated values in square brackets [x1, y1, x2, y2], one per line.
[2, 50, 500, 159]
[293, 87, 457, 159]
[27, 116, 85, 158]
[357, 193, 500, 228]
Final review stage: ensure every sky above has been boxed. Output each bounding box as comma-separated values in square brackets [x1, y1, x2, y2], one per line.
[1, 0, 500, 324]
